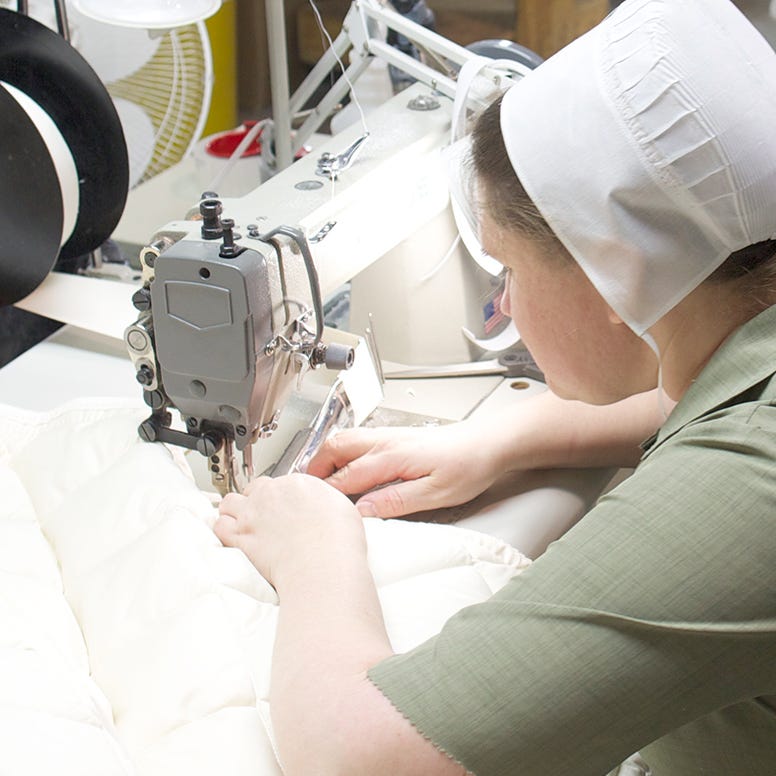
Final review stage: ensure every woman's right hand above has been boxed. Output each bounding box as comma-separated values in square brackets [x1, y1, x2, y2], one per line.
[306, 420, 504, 519]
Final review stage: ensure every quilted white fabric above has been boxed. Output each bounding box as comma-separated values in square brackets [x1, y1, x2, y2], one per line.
[0, 399, 529, 775]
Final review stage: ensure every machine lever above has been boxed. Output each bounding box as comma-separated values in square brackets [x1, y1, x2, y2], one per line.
[316, 133, 369, 179]
[137, 415, 223, 457]
[383, 351, 544, 381]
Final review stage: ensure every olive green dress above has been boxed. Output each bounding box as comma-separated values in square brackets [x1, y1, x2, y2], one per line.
[369, 305, 776, 775]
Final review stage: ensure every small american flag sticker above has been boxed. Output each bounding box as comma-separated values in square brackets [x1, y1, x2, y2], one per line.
[483, 287, 505, 334]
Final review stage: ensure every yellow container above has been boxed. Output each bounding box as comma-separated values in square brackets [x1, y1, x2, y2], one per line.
[203, 0, 238, 136]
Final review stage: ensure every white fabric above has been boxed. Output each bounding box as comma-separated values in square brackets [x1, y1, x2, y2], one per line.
[0, 399, 529, 775]
[450, 56, 529, 278]
[501, 0, 776, 335]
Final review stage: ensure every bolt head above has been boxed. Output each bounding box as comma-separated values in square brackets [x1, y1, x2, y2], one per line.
[131, 288, 151, 312]
[135, 365, 154, 386]
[127, 328, 148, 352]
[196, 434, 220, 457]
[138, 420, 157, 442]
[143, 390, 165, 410]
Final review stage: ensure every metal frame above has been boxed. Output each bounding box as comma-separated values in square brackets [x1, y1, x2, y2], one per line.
[265, 0, 532, 171]
[16, 0, 70, 41]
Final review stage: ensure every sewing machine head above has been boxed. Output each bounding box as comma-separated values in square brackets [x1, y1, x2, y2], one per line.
[124, 197, 354, 494]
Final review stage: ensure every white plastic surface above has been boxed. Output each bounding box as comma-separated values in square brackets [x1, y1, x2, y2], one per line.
[69, 0, 220, 29]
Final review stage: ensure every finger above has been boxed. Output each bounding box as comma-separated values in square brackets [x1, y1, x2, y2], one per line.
[323, 452, 408, 497]
[355, 477, 437, 519]
[242, 475, 272, 497]
[306, 430, 382, 479]
[218, 492, 247, 518]
[213, 514, 239, 546]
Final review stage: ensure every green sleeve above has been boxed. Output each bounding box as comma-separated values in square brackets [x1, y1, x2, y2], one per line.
[368, 409, 776, 776]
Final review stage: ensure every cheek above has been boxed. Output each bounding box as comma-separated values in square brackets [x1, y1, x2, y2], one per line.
[502, 274, 580, 371]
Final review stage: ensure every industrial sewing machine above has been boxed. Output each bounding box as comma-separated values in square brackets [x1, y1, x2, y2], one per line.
[1, 1, 616, 555]
[117, 0, 539, 494]
[1, 0, 535, 493]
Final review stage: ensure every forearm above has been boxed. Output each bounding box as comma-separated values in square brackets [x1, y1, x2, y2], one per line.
[271, 537, 391, 774]
[270, 537, 467, 776]
[216, 475, 465, 772]
[479, 388, 665, 473]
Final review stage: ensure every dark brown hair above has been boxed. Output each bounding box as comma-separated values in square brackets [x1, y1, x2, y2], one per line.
[470, 95, 563, 249]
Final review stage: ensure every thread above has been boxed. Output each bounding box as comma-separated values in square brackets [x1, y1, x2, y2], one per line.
[307, 0, 369, 137]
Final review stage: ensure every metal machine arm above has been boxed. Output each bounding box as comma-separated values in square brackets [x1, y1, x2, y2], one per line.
[268, 0, 534, 168]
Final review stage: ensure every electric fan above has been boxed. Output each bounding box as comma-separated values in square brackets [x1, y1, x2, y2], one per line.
[2, 0, 215, 189]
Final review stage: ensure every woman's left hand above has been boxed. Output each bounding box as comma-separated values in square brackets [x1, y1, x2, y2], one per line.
[214, 473, 366, 588]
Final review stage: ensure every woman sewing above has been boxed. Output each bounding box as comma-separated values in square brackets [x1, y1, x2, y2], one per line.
[214, 0, 776, 773]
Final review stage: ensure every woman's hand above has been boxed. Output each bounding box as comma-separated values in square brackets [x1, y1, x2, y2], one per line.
[216, 479, 468, 776]
[307, 388, 668, 520]
[214, 473, 365, 587]
[306, 420, 503, 519]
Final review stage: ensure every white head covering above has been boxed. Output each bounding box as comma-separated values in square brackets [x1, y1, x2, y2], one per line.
[500, 0, 776, 336]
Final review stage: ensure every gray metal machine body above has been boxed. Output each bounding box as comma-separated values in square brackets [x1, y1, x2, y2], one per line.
[149, 240, 275, 446]
[125, 211, 353, 494]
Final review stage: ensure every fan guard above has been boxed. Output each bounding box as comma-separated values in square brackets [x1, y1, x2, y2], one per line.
[1, 1, 214, 189]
